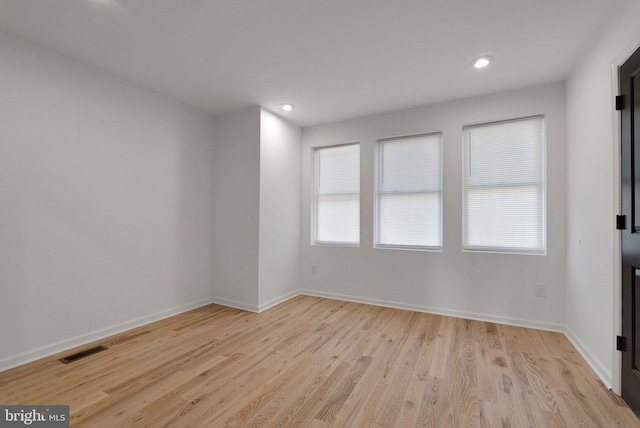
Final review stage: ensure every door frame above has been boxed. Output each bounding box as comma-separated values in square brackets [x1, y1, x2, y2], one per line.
[612, 36, 640, 396]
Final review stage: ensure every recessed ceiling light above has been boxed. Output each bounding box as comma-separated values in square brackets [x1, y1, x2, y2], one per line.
[280, 103, 295, 111]
[472, 56, 493, 69]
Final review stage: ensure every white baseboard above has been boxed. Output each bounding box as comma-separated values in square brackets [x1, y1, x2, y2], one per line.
[2, 289, 613, 393]
[0, 296, 216, 373]
[210, 296, 259, 313]
[258, 289, 300, 313]
[211, 290, 301, 313]
[300, 289, 565, 333]
[301, 289, 613, 389]
[564, 325, 613, 389]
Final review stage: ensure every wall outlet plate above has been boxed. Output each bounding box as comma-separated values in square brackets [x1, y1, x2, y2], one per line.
[535, 283, 546, 297]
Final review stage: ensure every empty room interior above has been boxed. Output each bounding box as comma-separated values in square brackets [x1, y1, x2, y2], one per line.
[2, 0, 640, 426]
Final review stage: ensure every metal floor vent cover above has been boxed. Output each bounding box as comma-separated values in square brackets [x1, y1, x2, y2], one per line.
[59, 345, 108, 364]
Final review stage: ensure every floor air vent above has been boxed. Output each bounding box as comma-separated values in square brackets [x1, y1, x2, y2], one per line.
[59, 345, 108, 364]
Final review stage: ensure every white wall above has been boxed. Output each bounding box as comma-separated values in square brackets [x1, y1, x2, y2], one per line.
[565, 1, 640, 391]
[301, 83, 567, 330]
[0, 31, 216, 370]
[211, 107, 261, 311]
[211, 107, 302, 312]
[258, 109, 302, 310]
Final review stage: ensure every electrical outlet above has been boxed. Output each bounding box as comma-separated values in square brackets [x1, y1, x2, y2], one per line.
[311, 265, 317, 275]
[535, 283, 546, 297]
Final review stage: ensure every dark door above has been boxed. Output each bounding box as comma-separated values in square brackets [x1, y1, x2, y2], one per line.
[620, 44, 640, 415]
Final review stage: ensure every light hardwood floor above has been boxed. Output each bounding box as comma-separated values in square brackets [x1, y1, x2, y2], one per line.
[1, 295, 638, 427]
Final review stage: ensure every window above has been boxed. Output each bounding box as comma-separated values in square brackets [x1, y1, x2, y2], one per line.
[463, 116, 545, 254]
[312, 143, 360, 246]
[375, 133, 443, 250]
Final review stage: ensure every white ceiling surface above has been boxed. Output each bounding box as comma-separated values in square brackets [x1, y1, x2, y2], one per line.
[0, 0, 617, 127]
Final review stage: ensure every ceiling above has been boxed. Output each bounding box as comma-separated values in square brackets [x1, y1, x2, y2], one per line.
[0, 0, 618, 127]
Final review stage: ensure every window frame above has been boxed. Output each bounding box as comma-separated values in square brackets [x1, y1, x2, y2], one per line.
[311, 142, 361, 247]
[462, 115, 546, 255]
[374, 132, 444, 252]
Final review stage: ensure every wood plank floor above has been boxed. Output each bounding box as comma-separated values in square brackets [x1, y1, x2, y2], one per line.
[1, 295, 638, 427]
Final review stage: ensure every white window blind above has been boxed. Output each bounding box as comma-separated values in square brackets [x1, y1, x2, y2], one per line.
[463, 116, 545, 254]
[313, 143, 360, 246]
[375, 133, 443, 250]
